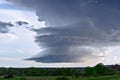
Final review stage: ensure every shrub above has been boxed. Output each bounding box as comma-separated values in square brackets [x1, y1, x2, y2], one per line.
[56, 77, 69, 80]
[4, 74, 14, 79]
[85, 67, 95, 76]
[20, 77, 27, 80]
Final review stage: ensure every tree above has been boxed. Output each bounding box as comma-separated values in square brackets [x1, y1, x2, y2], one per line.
[85, 67, 95, 76]
[94, 63, 109, 76]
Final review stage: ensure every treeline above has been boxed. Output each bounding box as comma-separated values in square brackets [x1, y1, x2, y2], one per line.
[0, 67, 82, 76]
[85, 63, 114, 76]
[0, 63, 119, 77]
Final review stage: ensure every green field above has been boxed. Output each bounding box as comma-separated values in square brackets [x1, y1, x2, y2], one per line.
[1, 75, 120, 80]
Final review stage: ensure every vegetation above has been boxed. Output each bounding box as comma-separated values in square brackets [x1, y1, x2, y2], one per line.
[4, 74, 14, 79]
[0, 75, 120, 80]
[0, 63, 119, 80]
[56, 77, 69, 80]
[85, 63, 114, 76]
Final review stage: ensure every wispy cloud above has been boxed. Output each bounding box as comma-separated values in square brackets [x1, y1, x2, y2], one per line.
[0, 33, 18, 39]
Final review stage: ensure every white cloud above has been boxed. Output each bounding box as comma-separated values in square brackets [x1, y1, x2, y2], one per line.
[99, 46, 120, 65]
[0, 26, 41, 59]
[0, 33, 18, 39]
[0, 9, 46, 28]
[0, 7, 43, 60]
[0, 0, 10, 4]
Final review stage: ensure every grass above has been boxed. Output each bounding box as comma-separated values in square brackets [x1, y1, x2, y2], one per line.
[1, 75, 120, 80]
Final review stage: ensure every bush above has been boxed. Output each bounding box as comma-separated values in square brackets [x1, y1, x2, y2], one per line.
[56, 77, 69, 80]
[4, 74, 14, 79]
[94, 63, 108, 76]
[85, 67, 95, 76]
[20, 77, 27, 80]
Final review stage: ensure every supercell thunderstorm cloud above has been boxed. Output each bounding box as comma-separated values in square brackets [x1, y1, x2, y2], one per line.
[8, 0, 120, 63]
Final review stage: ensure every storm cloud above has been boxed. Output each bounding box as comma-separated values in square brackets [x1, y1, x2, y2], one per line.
[0, 21, 31, 34]
[9, 0, 120, 63]
[0, 21, 14, 33]
[15, 21, 28, 26]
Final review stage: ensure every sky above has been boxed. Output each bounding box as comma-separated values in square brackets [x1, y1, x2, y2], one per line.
[1, 0, 120, 67]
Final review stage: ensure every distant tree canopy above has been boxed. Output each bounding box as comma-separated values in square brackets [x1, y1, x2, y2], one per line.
[94, 63, 108, 75]
[0, 63, 116, 77]
[0, 67, 82, 76]
[85, 63, 114, 76]
[85, 67, 95, 76]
